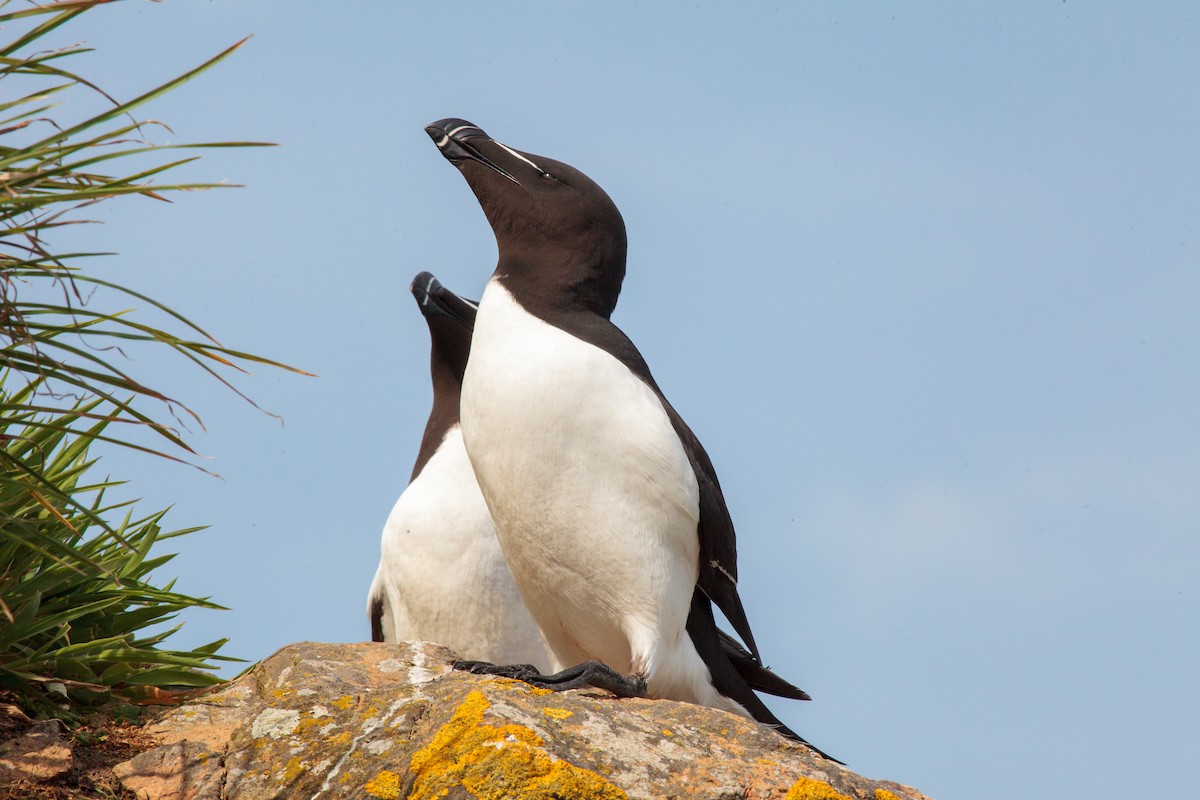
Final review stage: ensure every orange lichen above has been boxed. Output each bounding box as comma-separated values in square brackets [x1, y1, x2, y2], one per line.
[785, 775, 850, 800]
[407, 690, 627, 800]
[332, 695, 355, 710]
[875, 790, 902, 800]
[364, 769, 401, 799]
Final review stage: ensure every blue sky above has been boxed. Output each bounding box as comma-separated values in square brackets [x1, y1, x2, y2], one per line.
[26, 2, 1199, 798]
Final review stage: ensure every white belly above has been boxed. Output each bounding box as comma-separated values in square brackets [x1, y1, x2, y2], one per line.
[374, 425, 551, 670]
[461, 280, 712, 699]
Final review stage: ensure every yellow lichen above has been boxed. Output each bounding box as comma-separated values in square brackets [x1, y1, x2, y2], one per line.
[293, 715, 327, 736]
[785, 775, 850, 800]
[281, 757, 305, 784]
[662, 728, 673, 737]
[364, 769, 401, 799]
[324, 731, 353, 748]
[332, 695, 355, 710]
[542, 707, 574, 721]
[486, 677, 554, 696]
[875, 790, 902, 800]
[408, 690, 627, 800]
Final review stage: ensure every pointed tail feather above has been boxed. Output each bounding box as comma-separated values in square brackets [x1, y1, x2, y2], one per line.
[718, 629, 811, 701]
[687, 589, 842, 764]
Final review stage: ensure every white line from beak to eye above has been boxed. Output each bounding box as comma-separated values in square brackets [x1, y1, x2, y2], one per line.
[447, 124, 480, 139]
[493, 141, 543, 173]
[435, 134, 449, 147]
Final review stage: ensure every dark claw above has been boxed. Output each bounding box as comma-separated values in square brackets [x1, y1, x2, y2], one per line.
[452, 660, 540, 680]
[451, 659, 647, 699]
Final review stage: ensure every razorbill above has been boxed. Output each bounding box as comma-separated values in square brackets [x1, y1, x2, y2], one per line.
[423, 119, 835, 761]
[366, 271, 552, 670]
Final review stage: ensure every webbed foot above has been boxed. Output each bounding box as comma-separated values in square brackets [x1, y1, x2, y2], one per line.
[451, 659, 647, 698]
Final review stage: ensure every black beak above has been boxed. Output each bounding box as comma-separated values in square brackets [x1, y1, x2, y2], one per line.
[410, 271, 478, 328]
[424, 118, 520, 185]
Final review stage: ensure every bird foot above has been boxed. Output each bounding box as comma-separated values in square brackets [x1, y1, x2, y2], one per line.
[452, 659, 647, 698]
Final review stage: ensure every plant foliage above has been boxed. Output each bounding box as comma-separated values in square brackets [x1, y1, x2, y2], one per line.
[0, 0, 301, 716]
[0, 376, 234, 715]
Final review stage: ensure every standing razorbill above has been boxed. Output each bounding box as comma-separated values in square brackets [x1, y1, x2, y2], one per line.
[366, 271, 551, 670]
[424, 119, 835, 760]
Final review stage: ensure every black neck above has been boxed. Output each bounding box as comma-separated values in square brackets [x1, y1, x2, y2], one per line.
[409, 325, 469, 482]
[495, 248, 625, 320]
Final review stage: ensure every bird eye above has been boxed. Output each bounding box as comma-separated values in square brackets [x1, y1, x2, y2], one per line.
[539, 171, 556, 181]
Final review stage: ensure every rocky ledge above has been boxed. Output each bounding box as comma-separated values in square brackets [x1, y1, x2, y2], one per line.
[107, 641, 929, 800]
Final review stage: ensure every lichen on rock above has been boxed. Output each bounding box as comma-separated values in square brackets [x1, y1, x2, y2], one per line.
[406, 690, 627, 800]
[107, 641, 932, 800]
[786, 775, 851, 800]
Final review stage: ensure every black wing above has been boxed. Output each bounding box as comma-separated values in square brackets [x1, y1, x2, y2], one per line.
[368, 591, 386, 643]
[659, 396, 760, 660]
[367, 564, 389, 643]
[557, 310, 761, 660]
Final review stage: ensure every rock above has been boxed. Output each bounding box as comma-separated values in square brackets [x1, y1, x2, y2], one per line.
[0, 702, 34, 733]
[114, 641, 931, 800]
[0, 719, 72, 783]
[112, 739, 225, 800]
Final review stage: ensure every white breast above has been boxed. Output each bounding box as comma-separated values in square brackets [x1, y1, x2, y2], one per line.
[372, 424, 551, 670]
[460, 280, 708, 692]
